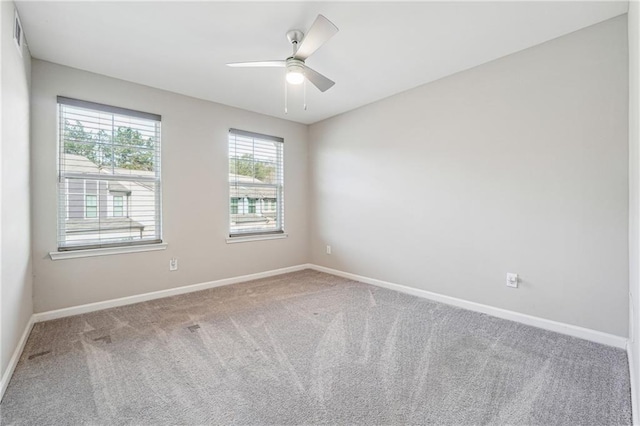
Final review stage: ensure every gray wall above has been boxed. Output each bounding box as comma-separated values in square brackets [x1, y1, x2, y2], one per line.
[628, 3, 640, 416]
[309, 16, 629, 337]
[31, 60, 309, 312]
[1, 1, 33, 377]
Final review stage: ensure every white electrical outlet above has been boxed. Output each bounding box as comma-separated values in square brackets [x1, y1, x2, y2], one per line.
[169, 258, 178, 271]
[506, 273, 518, 288]
[326, 245, 332, 255]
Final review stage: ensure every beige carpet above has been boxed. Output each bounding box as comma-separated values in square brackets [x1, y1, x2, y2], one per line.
[0, 269, 632, 424]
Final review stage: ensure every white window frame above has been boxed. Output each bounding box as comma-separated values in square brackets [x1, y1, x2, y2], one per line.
[227, 128, 285, 241]
[55, 96, 163, 253]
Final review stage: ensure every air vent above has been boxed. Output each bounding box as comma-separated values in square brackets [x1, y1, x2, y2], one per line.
[13, 9, 23, 57]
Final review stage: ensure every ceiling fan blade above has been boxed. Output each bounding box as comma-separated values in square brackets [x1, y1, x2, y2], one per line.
[227, 60, 285, 68]
[294, 15, 338, 60]
[304, 66, 335, 92]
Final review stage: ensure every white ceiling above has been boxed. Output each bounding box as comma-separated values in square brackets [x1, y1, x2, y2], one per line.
[16, 1, 628, 125]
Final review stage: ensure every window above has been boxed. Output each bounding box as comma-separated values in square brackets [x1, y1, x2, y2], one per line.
[85, 195, 98, 218]
[113, 195, 124, 217]
[229, 129, 283, 237]
[57, 96, 162, 251]
[265, 199, 276, 211]
[230, 197, 239, 215]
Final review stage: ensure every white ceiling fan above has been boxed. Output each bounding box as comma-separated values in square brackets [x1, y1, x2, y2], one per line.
[227, 15, 338, 92]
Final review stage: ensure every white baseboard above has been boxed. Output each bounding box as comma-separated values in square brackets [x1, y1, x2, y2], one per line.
[309, 264, 628, 349]
[33, 264, 311, 322]
[628, 342, 639, 425]
[32, 262, 629, 348]
[0, 315, 34, 402]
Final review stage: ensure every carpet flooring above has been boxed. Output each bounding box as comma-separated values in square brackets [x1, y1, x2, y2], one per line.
[0, 269, 632, 425]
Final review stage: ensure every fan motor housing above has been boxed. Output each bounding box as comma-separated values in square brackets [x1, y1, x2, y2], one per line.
[286, 57, 305, 68]
[285, 58, 305, 80]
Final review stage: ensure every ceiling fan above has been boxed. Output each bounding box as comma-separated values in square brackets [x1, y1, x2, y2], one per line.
[227, 14, 338, 93]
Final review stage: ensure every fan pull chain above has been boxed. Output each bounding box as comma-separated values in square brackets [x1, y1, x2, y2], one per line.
[284, 76, 288, 114]
[303, 78, 307, 111]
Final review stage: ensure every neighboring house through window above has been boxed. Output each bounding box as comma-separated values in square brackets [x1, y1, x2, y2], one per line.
[228, 129, 284, 237]
[57, 97, 162, 250]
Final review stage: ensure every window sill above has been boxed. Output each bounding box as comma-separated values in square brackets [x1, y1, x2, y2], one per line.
[226, 233, 288, 244]
[49, 243, 168, 260]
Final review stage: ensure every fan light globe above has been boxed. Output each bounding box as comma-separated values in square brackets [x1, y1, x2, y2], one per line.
[286, 70, 304, 85]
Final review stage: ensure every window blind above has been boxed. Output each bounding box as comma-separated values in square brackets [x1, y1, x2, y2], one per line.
[228, 129, 284, 236]
[57, 97, 162, 251]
